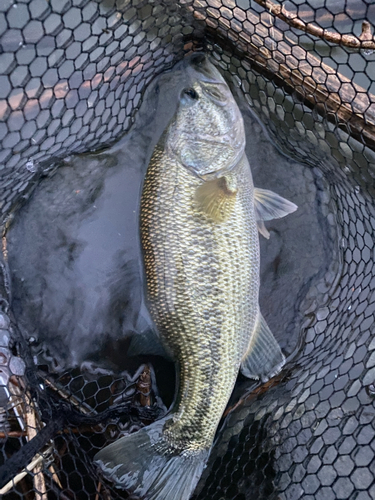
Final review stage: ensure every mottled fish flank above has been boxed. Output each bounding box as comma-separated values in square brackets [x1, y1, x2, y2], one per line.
[94, 54, 297, 500]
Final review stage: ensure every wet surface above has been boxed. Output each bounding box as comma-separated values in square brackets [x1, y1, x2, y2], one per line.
[7, 64, 329, 377]
[7, 67, 183, 371]
[242, 104, 332, 356]
[1, 1, 375, 499]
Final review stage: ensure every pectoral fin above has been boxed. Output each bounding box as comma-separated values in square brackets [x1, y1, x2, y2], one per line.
[195, 175, 237, 222]
[254, 188, 297, 239]
[241, 312, 285, 382]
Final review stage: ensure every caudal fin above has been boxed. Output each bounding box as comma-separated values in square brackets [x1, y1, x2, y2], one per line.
[94, 417, 209, 500]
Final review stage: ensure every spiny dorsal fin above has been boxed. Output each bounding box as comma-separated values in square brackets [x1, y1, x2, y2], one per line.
[195, 175, 237, 222]
[254, 188, 297, 239]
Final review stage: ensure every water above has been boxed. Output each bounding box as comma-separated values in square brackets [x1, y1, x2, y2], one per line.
[7, 66, 187, 373]
[271, 0, 375, 93]
[1, 2, 374, 498]
[7, 60, 331, 380]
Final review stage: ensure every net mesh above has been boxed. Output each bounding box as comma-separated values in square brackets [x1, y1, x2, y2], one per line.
[1, 1, 375, 499]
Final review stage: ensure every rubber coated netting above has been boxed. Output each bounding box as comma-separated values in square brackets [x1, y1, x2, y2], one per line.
[0, 1, 375, 499]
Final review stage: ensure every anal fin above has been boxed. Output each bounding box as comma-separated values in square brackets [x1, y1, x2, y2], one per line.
[241, 312, 285, 383]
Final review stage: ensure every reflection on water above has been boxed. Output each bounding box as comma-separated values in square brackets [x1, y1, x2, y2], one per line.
[267, 0, 375, 92]
[7, 59, 332, 378]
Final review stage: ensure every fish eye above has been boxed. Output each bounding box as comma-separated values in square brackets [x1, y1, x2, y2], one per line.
[183, 88, 199, 100]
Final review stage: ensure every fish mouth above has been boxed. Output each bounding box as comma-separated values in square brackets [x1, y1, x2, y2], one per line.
[187, 53, 226, 86]
[190, 52, 206, 66]
[184, 54, 235, 105]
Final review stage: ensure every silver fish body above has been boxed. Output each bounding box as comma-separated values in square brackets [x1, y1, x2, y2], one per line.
[94, 53, 297, 500]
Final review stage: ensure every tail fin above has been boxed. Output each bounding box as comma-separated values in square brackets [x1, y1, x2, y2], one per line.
[94, 417, 209, 500]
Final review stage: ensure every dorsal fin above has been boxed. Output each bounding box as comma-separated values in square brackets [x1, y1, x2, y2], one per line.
[254, 188, 297, 239]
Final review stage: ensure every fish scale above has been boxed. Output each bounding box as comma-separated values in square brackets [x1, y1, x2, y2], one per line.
[141, 146, 258, 450]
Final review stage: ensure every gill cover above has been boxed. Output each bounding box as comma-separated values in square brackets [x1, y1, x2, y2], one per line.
[166, 55, 245, 178]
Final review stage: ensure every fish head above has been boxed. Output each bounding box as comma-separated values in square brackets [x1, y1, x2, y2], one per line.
[166, 54, 246, 179]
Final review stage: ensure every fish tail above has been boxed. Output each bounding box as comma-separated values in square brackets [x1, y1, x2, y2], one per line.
[94, 417, 209, 500]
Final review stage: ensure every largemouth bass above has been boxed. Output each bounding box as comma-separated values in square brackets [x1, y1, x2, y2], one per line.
[94, 53, 297, 499]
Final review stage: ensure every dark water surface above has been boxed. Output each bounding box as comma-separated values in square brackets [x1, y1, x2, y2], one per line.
[7, 61, 330, 381]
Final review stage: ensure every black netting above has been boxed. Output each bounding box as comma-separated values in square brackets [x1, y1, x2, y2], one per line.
[1, 1, 375, 499]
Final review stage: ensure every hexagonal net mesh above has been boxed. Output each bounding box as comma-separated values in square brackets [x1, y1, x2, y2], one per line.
[0, 1, 375, 499]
